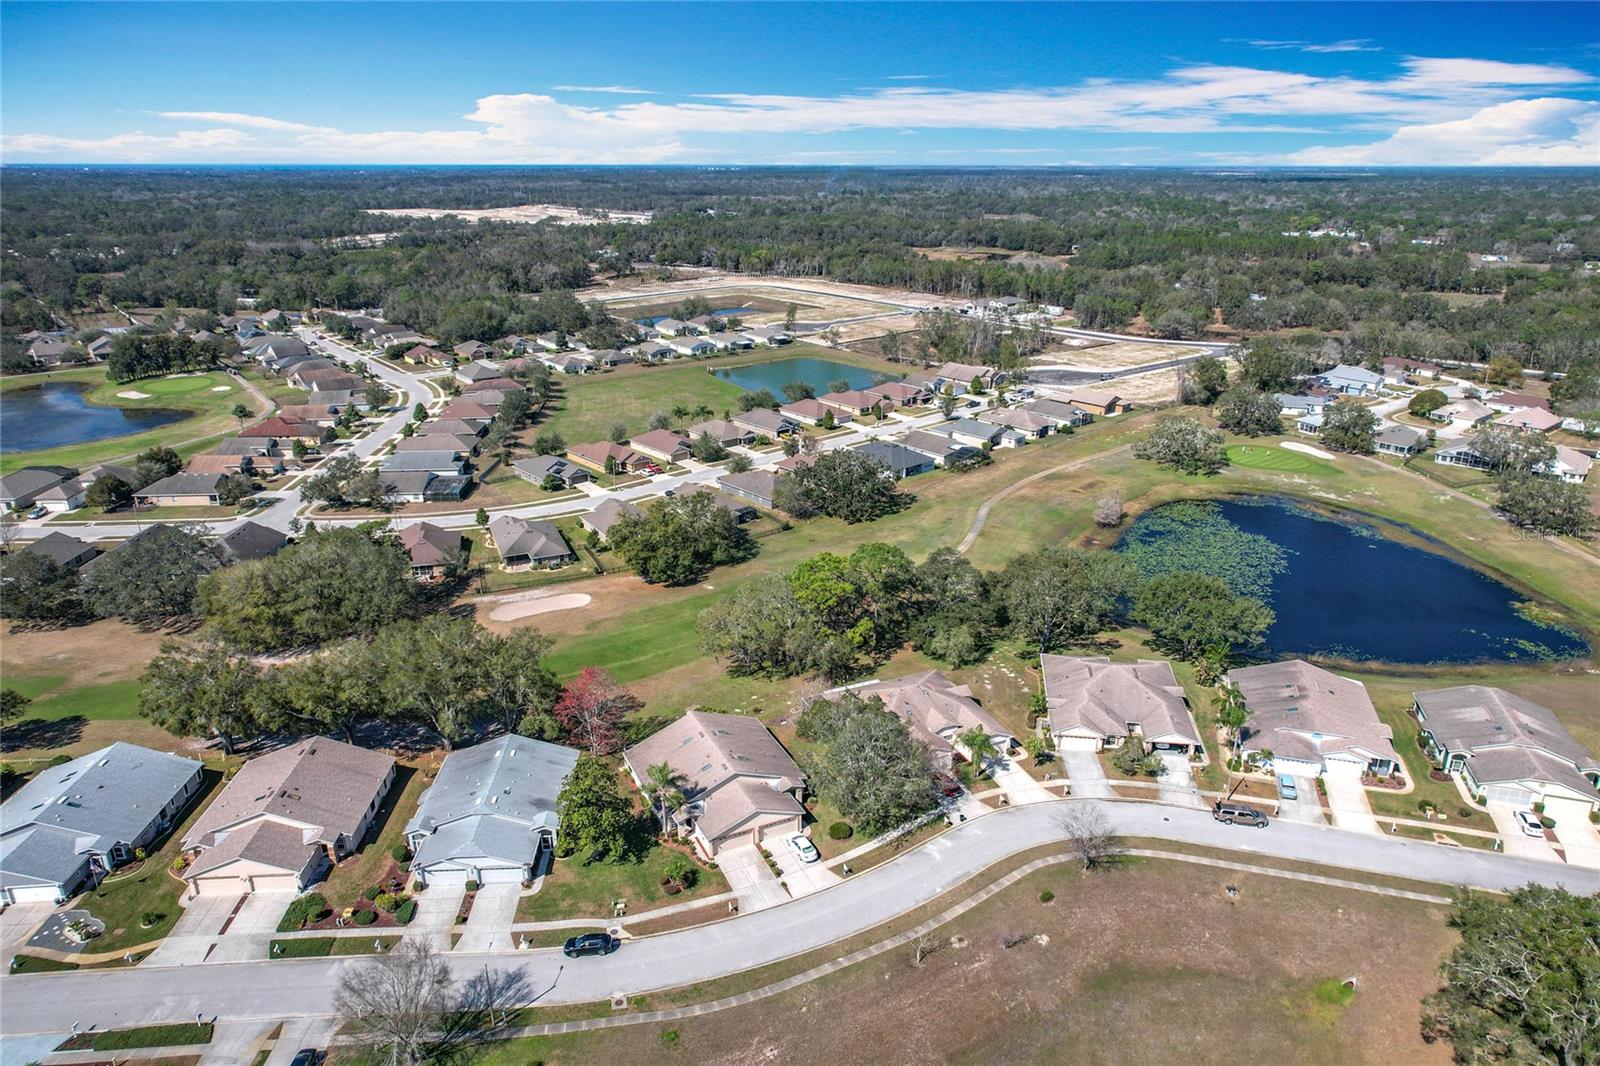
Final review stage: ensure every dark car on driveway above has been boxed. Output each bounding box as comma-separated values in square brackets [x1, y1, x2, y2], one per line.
[564, 932, 619, 958]
[1212, 801, 1269, 828]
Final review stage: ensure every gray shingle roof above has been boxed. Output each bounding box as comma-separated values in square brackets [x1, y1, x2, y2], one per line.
[488, 515, 571, 563]
[1415, 686, 1595, 772]
[218, 521, 287, 562]
[405, 736, 579, 870]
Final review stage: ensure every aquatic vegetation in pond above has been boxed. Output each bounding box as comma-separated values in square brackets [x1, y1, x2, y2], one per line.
[1117, 499, 1289, 600]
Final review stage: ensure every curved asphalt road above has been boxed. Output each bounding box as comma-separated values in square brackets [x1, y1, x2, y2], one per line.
[3, 799, 1593, 1036]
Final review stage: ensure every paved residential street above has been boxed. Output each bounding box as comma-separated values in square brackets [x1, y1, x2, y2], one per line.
[7, 798, 1595, 1039]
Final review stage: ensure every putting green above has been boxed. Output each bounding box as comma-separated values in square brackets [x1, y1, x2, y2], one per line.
[1226, 444, 1337, 475]
[126, 374, 222, 397]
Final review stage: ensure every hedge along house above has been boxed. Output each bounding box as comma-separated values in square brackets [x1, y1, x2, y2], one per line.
[180, 737, 395, 897]
[404, 735, 579, 888]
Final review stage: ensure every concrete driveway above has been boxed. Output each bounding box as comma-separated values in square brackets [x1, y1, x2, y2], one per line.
[405, 883, 465, 948]
[1275, 777, 1328, 825]
[454, 883, 520, 953]
[1487, 802, 1561, 861]
[768, 836, 843, 897]
[1059, 751, 1110, 799]
[1546, 798, 1600, 869]
[717, 843, 789, 913]
[205, 891, 292, 964]
[988, 757, 1055, 805]
[1, 902, 57, 959]
[1322, 765, 1380, 835]
[141, 893, 242, 967]
[1156, 754, 1205, 809]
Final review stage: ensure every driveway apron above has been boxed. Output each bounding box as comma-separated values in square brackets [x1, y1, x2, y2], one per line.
[453, 883, 521, 953]
[716, 843, 789, 913]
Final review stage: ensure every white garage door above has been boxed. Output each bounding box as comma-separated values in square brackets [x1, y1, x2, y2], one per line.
[1054, 735, 1101, 753]
[1271, 757, 1324, 779]
[192, 875, 247, 897]
[418, 866, 471, 888]
[473, 865, 525, 885]
[1483, 784, 1535, 807]
[3, 884, 62, 905]
[247, 874, 300, 894]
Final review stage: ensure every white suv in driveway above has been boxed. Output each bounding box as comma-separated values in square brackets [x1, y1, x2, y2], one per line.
[786, 834, 820, 863]
[1514, 810, 1545, 837]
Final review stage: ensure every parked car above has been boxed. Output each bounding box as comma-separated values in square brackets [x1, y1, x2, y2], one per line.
[563, 932, 618, 958]
[786, 834, 820, 864]
[1212, 801, 1269, 828]
[25, 505, 47, 519]
[1514, 810, 1545, 837]
[289, 1051, 323, 1066]
[1276, 774, 1299, 801]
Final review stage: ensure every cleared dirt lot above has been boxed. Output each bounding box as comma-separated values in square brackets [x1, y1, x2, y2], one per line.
[1033, 338, 1213, 371]
[472, 857, 1456, 1066]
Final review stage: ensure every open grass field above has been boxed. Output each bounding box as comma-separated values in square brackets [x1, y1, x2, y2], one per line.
[452, 856, 1456, 1066]
[0, 366, 257, 474]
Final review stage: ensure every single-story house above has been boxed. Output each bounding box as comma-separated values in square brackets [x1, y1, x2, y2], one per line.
[1374, 424, 1425, 456]
[629, 430, 693, 465]
[1413, 686, 1600, 813]
[1041, 656, 1203, 756]
[217, 521, 288, 563]
[622, 710, 807, 860]
[941, 418, 1013, 448]
[135, 472, 228, 507]
[731, 408, 798, 438]
[488, 515, 574, 570]
[653, 318, 695, 336]
[1381, 356, 1442, 381]
[513, 454, 592, 488]
[1, 466, 84, 512]
[1434, 440, 1492, 472]
[277, 403, 343, 427]
[1315, 364, 1385, 396]
[396, 434, 478, 457]
[1494, 407, 1564, 434]
[978, 407, 1053, 438]
[1435, 400, 1495, 430]
[241, 417, 318, 444]
[1485, 391, 1551, 415]
[1544, 445, 1593, 484]
[1296, 411, 1325, 435]
[1062, 389, 1130, 416]
[462, 377, 525, 396]
[866, 381, 932, 407]
[780, 398, 852, 426]
[405, 735, 580, 887]
[1227, 660, 1399, 779]
[534, 332, 569, 352]
[83, 462, 140, 489]
[716, 469, 780, 509]
[0, 743, 204, 905]
[381, 451, 468, 477]
[680, 484, 758, 522]
[185, 453, 256, 476]
[828, 671, 1013, 772]
[397, 522, 464, 579]
[85, 335, 116, 360]
[1023, 398, 1094, 428]
[181, 737, 396, 896]
[381, 472, 472, 504]
[744, 325, 792, 345]
[817, 390, 886, 417]
[455, 360, 503, 384]
[686, 419, 755, 447]
[21, 531, 100, 571]
[629, 340, 674, 361]
[427, 418, 488, 439]
[713, 332, 754, 350]
[668, 337, 716, 358]
[853, 440, 935, 479]
[541, 353, 594, 375]
[295, 369, 365, 394]
[581, 497, 644, 541]
[1274, 393, 1333, 417]
[210, 437, 279, 457]
[453, 340, 494, 362]
[405, 344, 448, 367]
[930, 362, 997, 394]
[775, 451, 820, 473]
[900, 429, 983, 468]
[568, 441, 656, 474]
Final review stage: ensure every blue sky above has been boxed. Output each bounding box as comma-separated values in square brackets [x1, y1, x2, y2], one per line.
[3, 2, 1597, 165]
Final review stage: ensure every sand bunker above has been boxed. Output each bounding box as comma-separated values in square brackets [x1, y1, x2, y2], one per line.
[488, 591, 592, 621]
[116, 389, 152, 399]
[1281, 441, 1336, 460]
[211, 385, 233, 392]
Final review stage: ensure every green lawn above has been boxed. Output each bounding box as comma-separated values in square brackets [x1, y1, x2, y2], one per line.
[58, 1022, 213, 1052]
[517, 838, 728, 922]
[269, 935, 401, 958]
[1225, 443, 1339, 476]
[0, 674, 143, 721]
[319, 766, 422, 911]
[1, 367, 257, 474]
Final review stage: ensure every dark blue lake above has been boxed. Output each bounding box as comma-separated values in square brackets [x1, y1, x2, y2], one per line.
[1119, 496, 1588, 664]
[713, 356, 895, 395]
[636, 307, 752, 326]
[1, 381, 186, 452]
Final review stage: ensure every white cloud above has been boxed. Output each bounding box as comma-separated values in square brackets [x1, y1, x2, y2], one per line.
[548, 85, 655, 95]
[1275, 97, 1600, 165]
[4, 55, 1595, 164]
[883, 74, 936, 81]
[1244, 38, 1381, 54]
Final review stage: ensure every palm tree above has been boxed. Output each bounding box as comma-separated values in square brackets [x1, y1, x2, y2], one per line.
[644, 761, 688, 836]
[1214, 681, 1251, 761]
[670, 404, 690, 426]
[959, 727, 1000, 776]
[691, 404, 714, 422]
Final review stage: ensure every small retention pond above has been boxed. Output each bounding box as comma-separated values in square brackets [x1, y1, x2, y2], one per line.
[712, 356, 894, 395]
[636, 307, 752, 326]
[2, 381, 187, 452]
[1117, 496, 1587, 664]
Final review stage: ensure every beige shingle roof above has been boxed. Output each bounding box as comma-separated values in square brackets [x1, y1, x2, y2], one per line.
[1228, 660, 1396, 766]
[831, 671, 1011, 756]
[1041, 656, 1200, 745]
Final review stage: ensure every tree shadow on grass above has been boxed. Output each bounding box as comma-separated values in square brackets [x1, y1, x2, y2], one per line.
[430, 965, 536, 1064]
[2, 715, 86, 753]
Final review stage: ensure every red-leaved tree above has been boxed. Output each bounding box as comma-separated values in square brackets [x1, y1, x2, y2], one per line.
[553, 667, 640, 755]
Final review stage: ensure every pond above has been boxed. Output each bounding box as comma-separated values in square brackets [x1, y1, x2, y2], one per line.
[1118, 496, 1588, 664]
[1, 381, 188, 452]
[636, 307, 753, 326]
[713, 356, 896, 395]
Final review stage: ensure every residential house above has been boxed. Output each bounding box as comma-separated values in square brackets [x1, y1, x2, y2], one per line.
[744, 325, 792, 345]
[541, 353, 594, 375]
[653, 318, 695, 336]
[277, 403, 343, 427]
[21, 532, 100, 571]
[1485, 391, 1551, 415]
[455, 360, 503, 385]
[462, 377, 525, 396]
[900, 429, 983, 468]
[1544, 445, 1593, 484]
[629, 340, 674, 361]
[854, 440, 935, 479]
[248, 337, 310, 363]
[941, 418, 1017, 449]
[488, 515, 574, 570]
[589, 348, 633, 368]
[427, 418, 488, 439]
[404, 735, 580, 887]
[78, 525, 167, 578]
[396, 434, 479, 457]
[26, 338, 78, 367]
[828, 671, 1013, 772]
[930, 362, 997, 394]
[181, 737, 396, 896]
[1296, 411, 1326, 436]
[1494, 407, 1564, 434]
[714, 333, 754, 350]
[1023, 397, 1094, 428]
[622, 710, 806, 860]
[1435, 399, 1495, 431]
[439, 400, 497, 422]
[453, 340, 494, 362]
[629, 430, 693, 465]
[204, 436, 281, 459]
[679, 484, 758, 522]
[780, 398, 852, 426]
[85, 335, 116, 360]
[397, 522, 464, 580]
[1316, 364, 1385, 396]
[134, 472, 228, 507]
[217, 521, 288, 564]
[241, 417, 318, 444]
[1062, 388, 1129, 416]
[1, 466, 84, 512]
[1434, 440, 1493, 472]
[581, 498, 644, 541]
[567, 441, 655, 474]
[381, 451, 468, 477]
[978, 407, 1053, 439]
[404, 344, 448, 367]
[1381, 356, 1442, 382]
[818, 390, 886, 418]
[513, 454, 591, 488]
[686, 419, 754, 448]
[83, 462, 140, 490]
[775, 451, 820, 473]
[730, 408, 798, 439]
[0, 743, 204, 905]
[1413, 686, 1599, 814]
[716, 469, 780, 509]
[1226, 660, 1400, 779]
[866, 380, 932, 407]
[667, 337, 715, 358]
[1040, 656, 1203, 756]
[1374, 424, 1425, 457]
[185, 453, 256, 476]
[299, 369, 365, 394]
[1274, 393, 1333, 418]
[381, 472, 472, 505]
